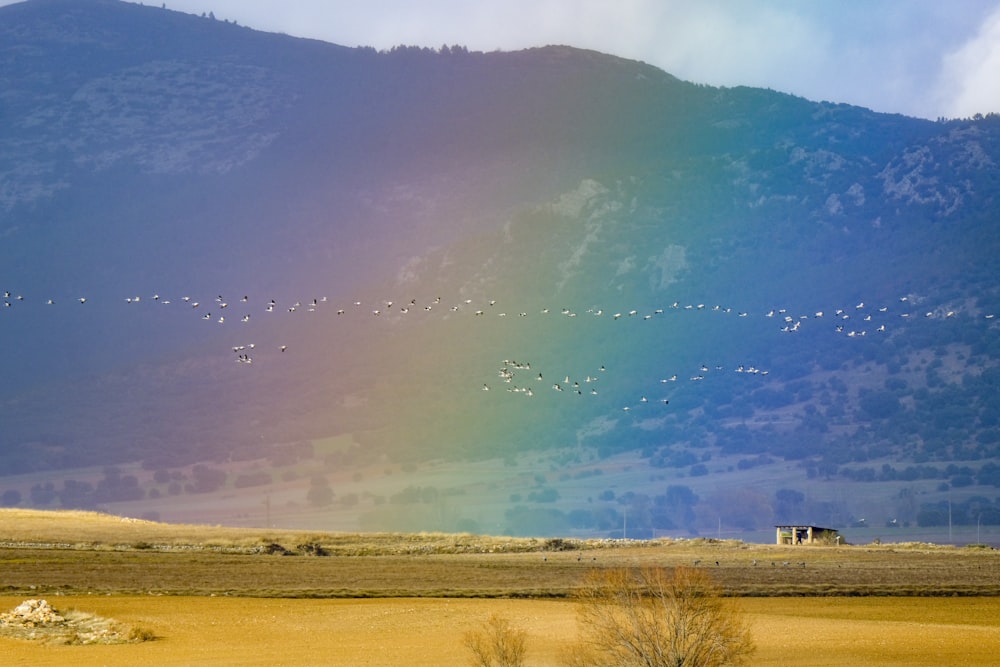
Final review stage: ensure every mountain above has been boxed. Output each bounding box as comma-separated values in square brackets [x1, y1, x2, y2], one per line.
[1, 0, 998, 538]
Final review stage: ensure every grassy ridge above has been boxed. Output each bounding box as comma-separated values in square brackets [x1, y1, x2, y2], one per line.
[0, 509, 563, 554]
[1, 509, 998, 598]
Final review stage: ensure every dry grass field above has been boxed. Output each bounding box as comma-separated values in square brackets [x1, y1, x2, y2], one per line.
[2, 596, 999, 666]
[2, 510, 999, 665]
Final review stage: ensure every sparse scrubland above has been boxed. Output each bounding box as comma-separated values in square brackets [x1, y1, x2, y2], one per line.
[1, 510, 999, 665]
[2, 509, 998, 598]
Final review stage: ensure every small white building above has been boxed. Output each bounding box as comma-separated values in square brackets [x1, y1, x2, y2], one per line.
[775, 524, 840, 545]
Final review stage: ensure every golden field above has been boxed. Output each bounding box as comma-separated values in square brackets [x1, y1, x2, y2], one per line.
[2, 596, 999, 666]
[2, 510, 999, 665]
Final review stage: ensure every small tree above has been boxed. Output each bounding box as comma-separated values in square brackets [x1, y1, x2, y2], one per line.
[464, 613, 527, 667]
[566, 566, 754, 667]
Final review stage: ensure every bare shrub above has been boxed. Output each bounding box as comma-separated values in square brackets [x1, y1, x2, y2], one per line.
[565, 566, 754, 667]
[296, 542, 330, 556]
[127, 624, 158, 642]
[464, 613, 527, 667]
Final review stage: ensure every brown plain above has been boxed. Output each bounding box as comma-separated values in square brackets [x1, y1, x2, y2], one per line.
[2, 510, 999, 665]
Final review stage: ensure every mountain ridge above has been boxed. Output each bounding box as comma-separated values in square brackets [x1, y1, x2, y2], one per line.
[1, 0, 998, 537]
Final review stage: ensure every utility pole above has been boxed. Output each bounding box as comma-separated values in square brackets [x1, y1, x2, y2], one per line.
[948, 497, 952, 543]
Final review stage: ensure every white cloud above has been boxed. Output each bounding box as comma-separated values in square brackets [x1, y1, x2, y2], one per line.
[938, 6, 1000, 118]
[636, 5, 829, 89]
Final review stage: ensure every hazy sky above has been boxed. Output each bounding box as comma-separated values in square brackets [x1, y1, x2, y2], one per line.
[8, 0, 1000, 119]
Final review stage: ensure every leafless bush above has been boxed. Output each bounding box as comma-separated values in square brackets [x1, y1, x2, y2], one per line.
[565, 565, 754, 667]
[464, 613, 527, 667]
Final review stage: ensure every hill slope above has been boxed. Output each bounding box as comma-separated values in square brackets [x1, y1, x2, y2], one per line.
[1, 0, 998, 536]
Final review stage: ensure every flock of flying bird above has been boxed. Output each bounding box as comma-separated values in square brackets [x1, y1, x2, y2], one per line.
[4, 287, 993, 413]
[485, 355, 772, 413]
[5, 289, 985, 322]
[2, 289, 991, 343]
